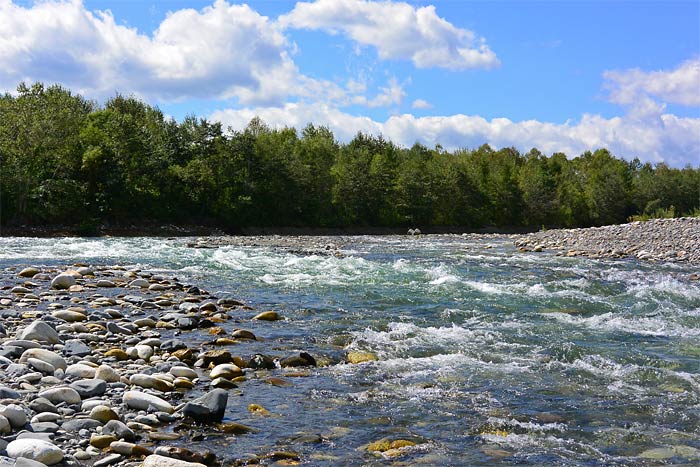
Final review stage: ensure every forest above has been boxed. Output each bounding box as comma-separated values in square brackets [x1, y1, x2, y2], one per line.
[1, 83, 698, 233]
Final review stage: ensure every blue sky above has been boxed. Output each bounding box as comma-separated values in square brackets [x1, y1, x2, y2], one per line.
[2, 0, 699, 166]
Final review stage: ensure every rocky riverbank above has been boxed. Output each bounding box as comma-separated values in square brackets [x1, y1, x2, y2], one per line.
[515, 217, 700, 266]
[0, 264, 386, 467]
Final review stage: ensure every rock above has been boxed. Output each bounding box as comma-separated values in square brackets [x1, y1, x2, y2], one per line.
[28, 398, 57, 414]
[63, 340, 92, 357]
[129, 374, 173, 392]
[60, 418, 102, 432]
[102, 420, 135, 441]
[200, 350, 232, 366]
[65, 363, 97, 378]
[38, 387, 82, 405]
[50, 274, 76, 290]
[97, 280, 117, 288]
[142, 454, 206, 467]
[128, 279, 150, 288]
[90, 434, 117, 449]
[95, 364, 120, 382]
[169, 366, 197, 379]
[182, 389, 228, 423]
[247, 354, 276, 370]
[0, 415, 10, 434]
[14, 458, 49, 467]
[104, 349, 129, 360]
[17, 321, 60, 344]
[0, 404, 27, 428]
[123, 391, 174, 413]
[253, 311, 280, 321]
[209, 364, 243, 380]
[153, 447, 214, 465]
[230, 329, 256, 340]
[280, 352, 317, 368]
[20, 348, 66, 371]
[18, 267, 40, 278]
[89, 405, 119, 423]
[6, 439, 64, 466]
[346, 350, 378, 364]
[109, 441, 152, 456]
[51, 310, 86, 322]
[93, 454, 123, 467]
[70, 379, 107, 398]
[27, 358, 55, 375]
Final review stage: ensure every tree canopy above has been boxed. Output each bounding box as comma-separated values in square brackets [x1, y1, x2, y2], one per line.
[1, 83, 698, 232]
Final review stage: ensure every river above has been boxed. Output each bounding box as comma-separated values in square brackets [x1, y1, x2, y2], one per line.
[1, 235, 698, 466]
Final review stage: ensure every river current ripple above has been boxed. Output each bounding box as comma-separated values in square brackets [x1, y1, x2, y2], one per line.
[1, 235, 698, 466]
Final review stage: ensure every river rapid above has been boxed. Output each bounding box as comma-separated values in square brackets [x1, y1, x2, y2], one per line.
[1, 235, 699, 466]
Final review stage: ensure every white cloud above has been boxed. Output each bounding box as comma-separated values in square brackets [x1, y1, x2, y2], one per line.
[352, 76, 406, 107]
[411, 99, 432, 109]
[279, 0, 499, 70]
[211, 102, 699, 166]
[604, 58, 700, 107]
[0, 0, 349, 106]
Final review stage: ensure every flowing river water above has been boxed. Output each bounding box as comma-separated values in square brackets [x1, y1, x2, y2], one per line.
[1, 235, 699, 466]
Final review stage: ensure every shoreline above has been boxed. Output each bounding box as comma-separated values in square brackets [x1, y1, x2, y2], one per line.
[515, 216, 700, 265]
[0, 264, 349, 466]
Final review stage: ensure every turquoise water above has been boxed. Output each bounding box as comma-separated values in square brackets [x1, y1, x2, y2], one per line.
[1, 235, 699, 466]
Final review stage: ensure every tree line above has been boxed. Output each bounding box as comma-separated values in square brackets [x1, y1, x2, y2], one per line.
[1, 83, 698, 233]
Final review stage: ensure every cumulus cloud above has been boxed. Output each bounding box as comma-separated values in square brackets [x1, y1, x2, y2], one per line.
[279, 0, 499, 70]
[211, 102, 699, 166]
[411, 99, 432, 109]
[604, 58, 700, 107]
[0, 0, 347, 105]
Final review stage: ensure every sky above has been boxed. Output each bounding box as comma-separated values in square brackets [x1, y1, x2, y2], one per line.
[1, 0, 699, 166]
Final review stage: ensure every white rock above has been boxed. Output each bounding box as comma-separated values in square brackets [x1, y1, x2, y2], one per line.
[0, 404, 27, 427]
[50, 274, 76, 290]
[6, 439, 64, 466]
[65, 363, 96, 379]
[210, 364, 243, 380]
[122, 391, 173, 413]
[26, 358, 55, 375]
[142, 455, 206, 467]
[38, 387, 82, 405]
[129, 374, 173, 392]
[19, 349, 66, 371]
[94, 364, 120, 382]
[128, 279, 149, 288]
[169, 366, 197, 380]
[16, 321, 60, 344]
[0, 414, 10, 434]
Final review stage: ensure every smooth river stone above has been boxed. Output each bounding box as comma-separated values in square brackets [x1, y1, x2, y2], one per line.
[0, 415, 10, 434]
[65, 363, 96, 379]
[122, 391, 174, 413]
[142, 454, 206, 467]
[6, 439, 64, 466]
[16, 321, 60, 344]
[95, 364, 120, 382]
[26, 358, 55, 375]
[0, 404, 27, 428]
[70, 379, 107, 398]
[19, 349, 66, 371]
[129, 374, 173, 392]
[169, 366, 197, 379]
[38, 387, 82, 405]
[89, 405, 119, 423]
[182, 389, 228, 423]
[129, 279, 149, 288]
[18, 267, 40, 278]
[52, 310, 86, 322]
[209, 364, 243, 380]
[50, 274, 76, 290]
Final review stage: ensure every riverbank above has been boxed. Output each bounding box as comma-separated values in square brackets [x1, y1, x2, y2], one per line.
[515, 217, 700, 265]
[0, 264, 362, 466]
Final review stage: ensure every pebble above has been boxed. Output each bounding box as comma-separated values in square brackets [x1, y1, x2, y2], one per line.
[123, 391, 174, 413]
[142, 454, 206, 467]
[516, 217, 700, 264]
[6, 439, 64, 466]
[16, 321, 60, 344]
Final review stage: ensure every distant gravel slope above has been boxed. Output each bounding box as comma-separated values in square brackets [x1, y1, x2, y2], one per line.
[515, 217, 700, 265]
